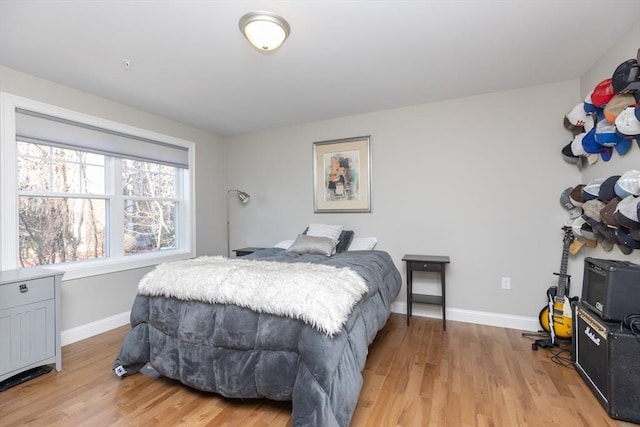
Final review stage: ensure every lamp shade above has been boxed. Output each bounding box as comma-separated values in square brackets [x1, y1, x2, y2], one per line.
[239, 11, 290, 51]
[237, 190, 250, 204]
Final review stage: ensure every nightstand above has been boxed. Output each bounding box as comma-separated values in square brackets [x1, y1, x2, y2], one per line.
[232, 247, 265, 257]
[0, 268, 64, 382]
[402, 254, 450, 330]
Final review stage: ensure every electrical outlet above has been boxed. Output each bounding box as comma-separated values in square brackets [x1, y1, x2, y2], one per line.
[501, 277, 511, 290]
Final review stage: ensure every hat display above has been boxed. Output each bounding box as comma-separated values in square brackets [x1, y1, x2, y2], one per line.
[615, 106, 640, 136]
[614, 169, 640, 198]
[555, 50, 640, 254]
[590, 78, 615, 107]
[611, 58, 640, 94]
[614, 195, 640, 229]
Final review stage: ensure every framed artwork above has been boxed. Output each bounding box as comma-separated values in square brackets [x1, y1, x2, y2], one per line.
[313, 136, 371, 213]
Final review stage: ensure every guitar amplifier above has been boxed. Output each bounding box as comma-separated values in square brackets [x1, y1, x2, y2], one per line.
[581, 257, 640, 321]
[572, 302, 640, 423]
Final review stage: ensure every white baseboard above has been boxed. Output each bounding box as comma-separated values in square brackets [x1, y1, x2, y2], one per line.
[391, 302, 539, 332]
[62, 304, 540, 347]
[61, 311, 131, 346]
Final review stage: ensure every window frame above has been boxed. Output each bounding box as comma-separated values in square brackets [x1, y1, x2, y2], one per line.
[1, 92, 196, 280]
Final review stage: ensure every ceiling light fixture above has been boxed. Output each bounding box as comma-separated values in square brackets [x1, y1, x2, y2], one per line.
[239, 11, 290, 51]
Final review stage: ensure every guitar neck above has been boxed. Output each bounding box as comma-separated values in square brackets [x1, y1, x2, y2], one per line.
[555, 228, 572, 300]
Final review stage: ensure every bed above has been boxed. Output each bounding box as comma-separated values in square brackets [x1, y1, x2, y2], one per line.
[113, 244, 401, 427]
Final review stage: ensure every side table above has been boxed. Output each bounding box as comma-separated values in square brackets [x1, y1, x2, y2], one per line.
[402, 254, 450, 330]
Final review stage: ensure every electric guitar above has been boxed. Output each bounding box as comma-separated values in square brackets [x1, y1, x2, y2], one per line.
[538, 226, 576, 341]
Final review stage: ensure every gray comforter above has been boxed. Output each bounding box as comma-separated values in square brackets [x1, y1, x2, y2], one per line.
[113, 248, 401, 426]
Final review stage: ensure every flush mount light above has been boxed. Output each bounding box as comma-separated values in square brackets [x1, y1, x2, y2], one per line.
[239, 11, 290, 51]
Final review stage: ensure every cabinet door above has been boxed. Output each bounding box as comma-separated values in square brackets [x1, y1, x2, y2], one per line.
[0, 299, 55, 376]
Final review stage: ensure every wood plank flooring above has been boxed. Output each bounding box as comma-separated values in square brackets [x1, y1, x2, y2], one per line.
[0, 314, 634, 426]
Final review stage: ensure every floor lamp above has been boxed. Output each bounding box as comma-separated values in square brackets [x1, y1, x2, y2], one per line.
[227, 189, 251, 257]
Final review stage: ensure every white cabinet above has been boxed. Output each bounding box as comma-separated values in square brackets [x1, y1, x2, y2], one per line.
[0, 268, 63, 382]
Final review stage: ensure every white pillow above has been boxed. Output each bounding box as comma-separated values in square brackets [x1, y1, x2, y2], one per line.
[348, 237, 378, 251]
[273, 239, 294, 249]
[306, 223, 343, 243]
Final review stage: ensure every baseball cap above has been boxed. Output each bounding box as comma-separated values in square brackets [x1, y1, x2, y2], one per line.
[615, 227, 640, 251]
[580, 128, 613, 161]
[583, 93, 605, 121]
[601, 197, 622, 228]
[570, 184, 586, 207]
[570, 132, 598, 165]
[614, 138, 633, 155]
[615, 107, 640, 136]
[560, 187, 583, 219]
[603, 93, 636, 124]
[590, 78, 615, 107]
[612, 59, 640, 94]
[561, 142, 588, 170]
[595, 222, 617, 244]
[582, 177, 605, 201]
[614, 170, 640, 199]
[565, 103, 595, 132]
[598, 175, 620, 203]
[582, 199, 605, 222]
[615, 196, 640, 229]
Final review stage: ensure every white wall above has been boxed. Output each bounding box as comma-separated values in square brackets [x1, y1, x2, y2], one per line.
[0, 65, 227, 339]
[224, 80, 582, 329]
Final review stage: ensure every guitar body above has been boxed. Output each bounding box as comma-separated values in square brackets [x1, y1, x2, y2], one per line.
[538, 286, 573, 340]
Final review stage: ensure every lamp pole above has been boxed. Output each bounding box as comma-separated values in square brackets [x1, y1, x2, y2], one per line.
[226, 189, 250, 257]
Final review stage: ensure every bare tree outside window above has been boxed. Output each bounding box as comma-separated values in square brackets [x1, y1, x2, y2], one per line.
[122, 160, 177, 254]
[17, 143, 106, 267]
[17, 142, 177, 266]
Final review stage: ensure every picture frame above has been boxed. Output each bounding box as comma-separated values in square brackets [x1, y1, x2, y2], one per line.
[313, 136, 371, 213]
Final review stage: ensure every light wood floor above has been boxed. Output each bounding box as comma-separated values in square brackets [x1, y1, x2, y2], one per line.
[0, 314, 635, 426]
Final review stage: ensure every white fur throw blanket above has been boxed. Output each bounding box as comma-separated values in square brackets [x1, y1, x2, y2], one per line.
[137, 256, 368, 336]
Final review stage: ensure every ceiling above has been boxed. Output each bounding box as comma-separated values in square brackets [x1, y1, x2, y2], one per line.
[1, 1, 639, 136]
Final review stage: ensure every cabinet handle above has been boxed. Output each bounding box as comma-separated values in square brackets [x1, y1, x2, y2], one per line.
[19, 283, 28, 293]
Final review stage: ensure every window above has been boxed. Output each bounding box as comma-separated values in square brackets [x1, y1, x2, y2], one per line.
[18, 142, 108, 266]
[122, 159, 179, 254]
[1, 93, 195, 279]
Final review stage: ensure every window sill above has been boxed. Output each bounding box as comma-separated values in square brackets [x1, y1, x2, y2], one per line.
[42, 249, 195, 281]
